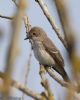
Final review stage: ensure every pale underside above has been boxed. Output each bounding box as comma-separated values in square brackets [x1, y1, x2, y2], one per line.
[32, 40, 56, 66]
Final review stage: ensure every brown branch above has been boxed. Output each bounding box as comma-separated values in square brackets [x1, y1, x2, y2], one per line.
[0, 14, 13, 20]
[54, 1, 80, 96]
[39, 65, 55, 100]
[11, 2, 36, 99]
[11, 1, 33, 100]
[2, 0, 27, 98]
[35, 0, 68, 51]
[54, 0, 74, 54]
[0, 72, 42, 100]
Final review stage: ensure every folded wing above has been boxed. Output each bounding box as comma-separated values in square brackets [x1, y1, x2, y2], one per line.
[42, 37, 64, 67]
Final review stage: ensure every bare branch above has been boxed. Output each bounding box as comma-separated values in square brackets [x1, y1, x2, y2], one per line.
[47, 68, 69, 87]
[39, 65, 55, 100]
[54, 0, 74, 54]
[54, 1, 80, 97]
[0, 14, 13, 20]
[0, 72, 42, 100]
[46, 68, 79, 92]
[2, 0, 27, 98]
[35, 0, 68, 51]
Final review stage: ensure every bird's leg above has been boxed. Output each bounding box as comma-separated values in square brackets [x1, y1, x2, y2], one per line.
[44, 65, 52, 70]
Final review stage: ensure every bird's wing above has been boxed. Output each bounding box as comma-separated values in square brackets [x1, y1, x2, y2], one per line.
[42, 37, 64, 67]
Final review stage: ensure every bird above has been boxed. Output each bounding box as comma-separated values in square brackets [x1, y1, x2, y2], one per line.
[24, 26, 70, 82]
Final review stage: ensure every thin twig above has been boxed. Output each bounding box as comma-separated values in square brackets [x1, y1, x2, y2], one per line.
[22, 16, 32, 100]
[0, 14, 13, 20]
[22, 51, 32, 100]
[35, 0, 68, 51]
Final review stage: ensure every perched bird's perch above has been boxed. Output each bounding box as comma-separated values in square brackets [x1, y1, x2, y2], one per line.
[46, 68, 79, 92]
[39, 65, 55, 100]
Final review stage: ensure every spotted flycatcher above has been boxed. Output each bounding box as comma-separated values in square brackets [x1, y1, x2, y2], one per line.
[25, 27, 69, 81]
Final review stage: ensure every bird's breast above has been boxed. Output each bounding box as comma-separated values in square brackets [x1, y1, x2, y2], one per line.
[32, 41, 55, 66]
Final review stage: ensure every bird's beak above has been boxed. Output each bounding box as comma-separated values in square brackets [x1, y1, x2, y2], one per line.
[24, 35, 30, 40]
[24, 37, 28, 40]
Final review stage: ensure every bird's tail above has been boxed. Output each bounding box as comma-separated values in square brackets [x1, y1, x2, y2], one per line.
[52, 66, 70, 82]
[61, 70, 70, 82]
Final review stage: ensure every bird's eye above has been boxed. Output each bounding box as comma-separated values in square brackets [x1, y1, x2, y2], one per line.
[33, 33, 36, 35]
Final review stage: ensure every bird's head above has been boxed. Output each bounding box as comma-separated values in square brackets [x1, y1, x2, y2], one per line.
[24, 27, 47, 41]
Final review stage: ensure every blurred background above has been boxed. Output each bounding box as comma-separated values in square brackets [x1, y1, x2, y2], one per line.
[0, 0, 80, 100]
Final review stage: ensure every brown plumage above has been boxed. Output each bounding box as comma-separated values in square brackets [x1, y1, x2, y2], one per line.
[25, 26, 70, 81]
[42, 37, 69, 81]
